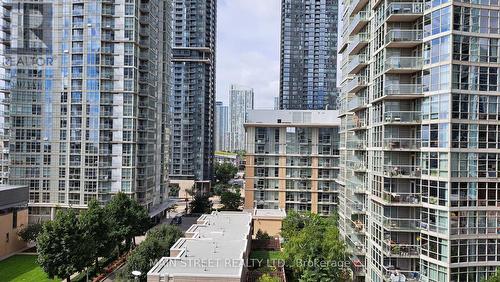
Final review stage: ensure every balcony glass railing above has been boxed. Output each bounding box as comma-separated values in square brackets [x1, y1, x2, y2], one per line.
[345, 11, 370, 36]
[383, 138, 421, 150]
[346, 139, 367, 150]
[343, 75, 368, 93]
[385, 57, 422, 70]
[385, 29, 422, 44]
[384, 84, 423, 96]
[383, 242, 420, 257]
[386, 2, 423, 17]
[381, 191, 420, 205]
[384, 111, 421, 123]
[383, 266, 420, 282]
[384, 165, 421, 177]
[346, 54, 369, 74]
[347, 159, 367, 171]
[382, 217, 420, 231]
[346, 33, 369, 55]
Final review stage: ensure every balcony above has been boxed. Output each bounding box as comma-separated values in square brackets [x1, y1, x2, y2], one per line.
[380, 191, 421, 206]
[347, 139, 367, 150]
[383, 242, 420, 257]
[383, 138, 420, 151]
[385, 30, 422, 48]
[347, 159, 367, 172]
[386, 2, 423, 22]
[382, 217, 420, 231]
[383, 165, 421, 178]
[383, 111, 421, 124]
[383, 83, 423, 99]
[342, 75, 368, 94]
[346, 33, 369, 55]
[346, 179, 366, 194]
[347, 0, 370, 17]
[345, 54, 369, 75]
[383, 266, 420, 282]
[347, 95, 368, 112]
[384, 57, 422, 74]
[345, 11, 369, 37]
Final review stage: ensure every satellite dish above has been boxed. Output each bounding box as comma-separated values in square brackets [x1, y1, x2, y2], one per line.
[132, 271, 141, 277]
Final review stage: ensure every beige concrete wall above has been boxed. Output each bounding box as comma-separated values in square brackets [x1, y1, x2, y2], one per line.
[244, 155, 255, 209]
[253, 218, 282, 237]
[0, 209, 28, 259]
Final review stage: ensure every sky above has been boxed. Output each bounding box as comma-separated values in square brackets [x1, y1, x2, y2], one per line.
[216, 0, 281, 109]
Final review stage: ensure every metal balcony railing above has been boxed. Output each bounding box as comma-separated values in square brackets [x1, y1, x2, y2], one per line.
[385, 56, 422, 72]
[384, 111, 421, 123]
[385, 29, 423, 44]
[383, 138, 421, 150]
[383, 164, 421, 178]
[384, 83, 423, 96]
[386, 2, 423, 18]
[382, 217, 420, 231]
[381, 191, 420, 205]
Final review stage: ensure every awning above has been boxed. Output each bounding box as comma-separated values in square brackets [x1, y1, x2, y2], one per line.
[148, 199, 178, 218]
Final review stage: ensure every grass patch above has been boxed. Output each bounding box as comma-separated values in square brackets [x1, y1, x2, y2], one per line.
[249, 250, 284, 261]
[0, 255, 59, 282]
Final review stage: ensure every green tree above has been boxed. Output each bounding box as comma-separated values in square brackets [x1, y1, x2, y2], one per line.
[105, 193, 151, 253]
[214, 162, 238, 184]
[255, 229, 272, 240]
[37, 209, 92, 282]
[124, 225, 183, 282]
[17, 222, 42, 244]
[220, 188, 243, 211]
[282, 212, 349, 282]
[168, 184, 180, 197]
[258, 273, 280, 282]
[79, 200, 114, 271]
[485, 269, 500, 282]
[189, 194, 213, 214]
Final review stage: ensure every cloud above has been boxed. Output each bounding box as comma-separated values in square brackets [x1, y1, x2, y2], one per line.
[216, 0, 281, 109]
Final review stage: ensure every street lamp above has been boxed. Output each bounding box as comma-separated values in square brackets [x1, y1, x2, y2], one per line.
[132, 270, 141, 282]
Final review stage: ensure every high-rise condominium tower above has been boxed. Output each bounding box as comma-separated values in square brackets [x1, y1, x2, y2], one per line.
[338, 0, 500, 281]
[279, 0, 339, 110]
[215, 101, 229, 152]
[229, 85, 254, 152]
[1, 0, 172, 222]
[170, 0, 216, 181]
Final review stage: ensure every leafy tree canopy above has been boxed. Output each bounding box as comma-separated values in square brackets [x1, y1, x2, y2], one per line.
[220, 188, 243, 211]
[214, 162, 238, 184]
[189, 194, 213, 214]
[17, 222, 42, 243]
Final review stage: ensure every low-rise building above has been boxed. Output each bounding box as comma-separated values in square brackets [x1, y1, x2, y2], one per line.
[244, 110, 341, 215]
[0, 185, 28, 259]
[148, 211, 252, 282]
[250, 208, 286, 237]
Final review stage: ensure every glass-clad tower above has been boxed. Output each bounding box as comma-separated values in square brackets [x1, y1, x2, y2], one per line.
[338, 0, 500, 280]
[169, 0, 216, 181]
[1, 0, 172, 222]
[229, 85, 254, 152]
[279, 0, 339, 110]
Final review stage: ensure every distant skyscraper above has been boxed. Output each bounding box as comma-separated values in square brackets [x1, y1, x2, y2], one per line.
[279, 0, 339, 110]
[170, 0, 217, 181]
[229, 85, 254, 152]
[215, 101, 229, 152]
[1, 0, 172, 221]
[274, 97, 280, 110]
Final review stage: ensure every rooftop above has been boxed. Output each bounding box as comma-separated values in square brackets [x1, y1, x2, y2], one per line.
[245, 110, 340, 126]
[0, 185, 28, 210]
[252, 208, 287, 219]
[148, 211, 252, 279]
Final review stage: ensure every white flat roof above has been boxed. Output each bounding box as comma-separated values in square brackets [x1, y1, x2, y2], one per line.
[245, 110, 340, 126]
[253, 208, 286, 219]
[148, 211, 252, 279]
